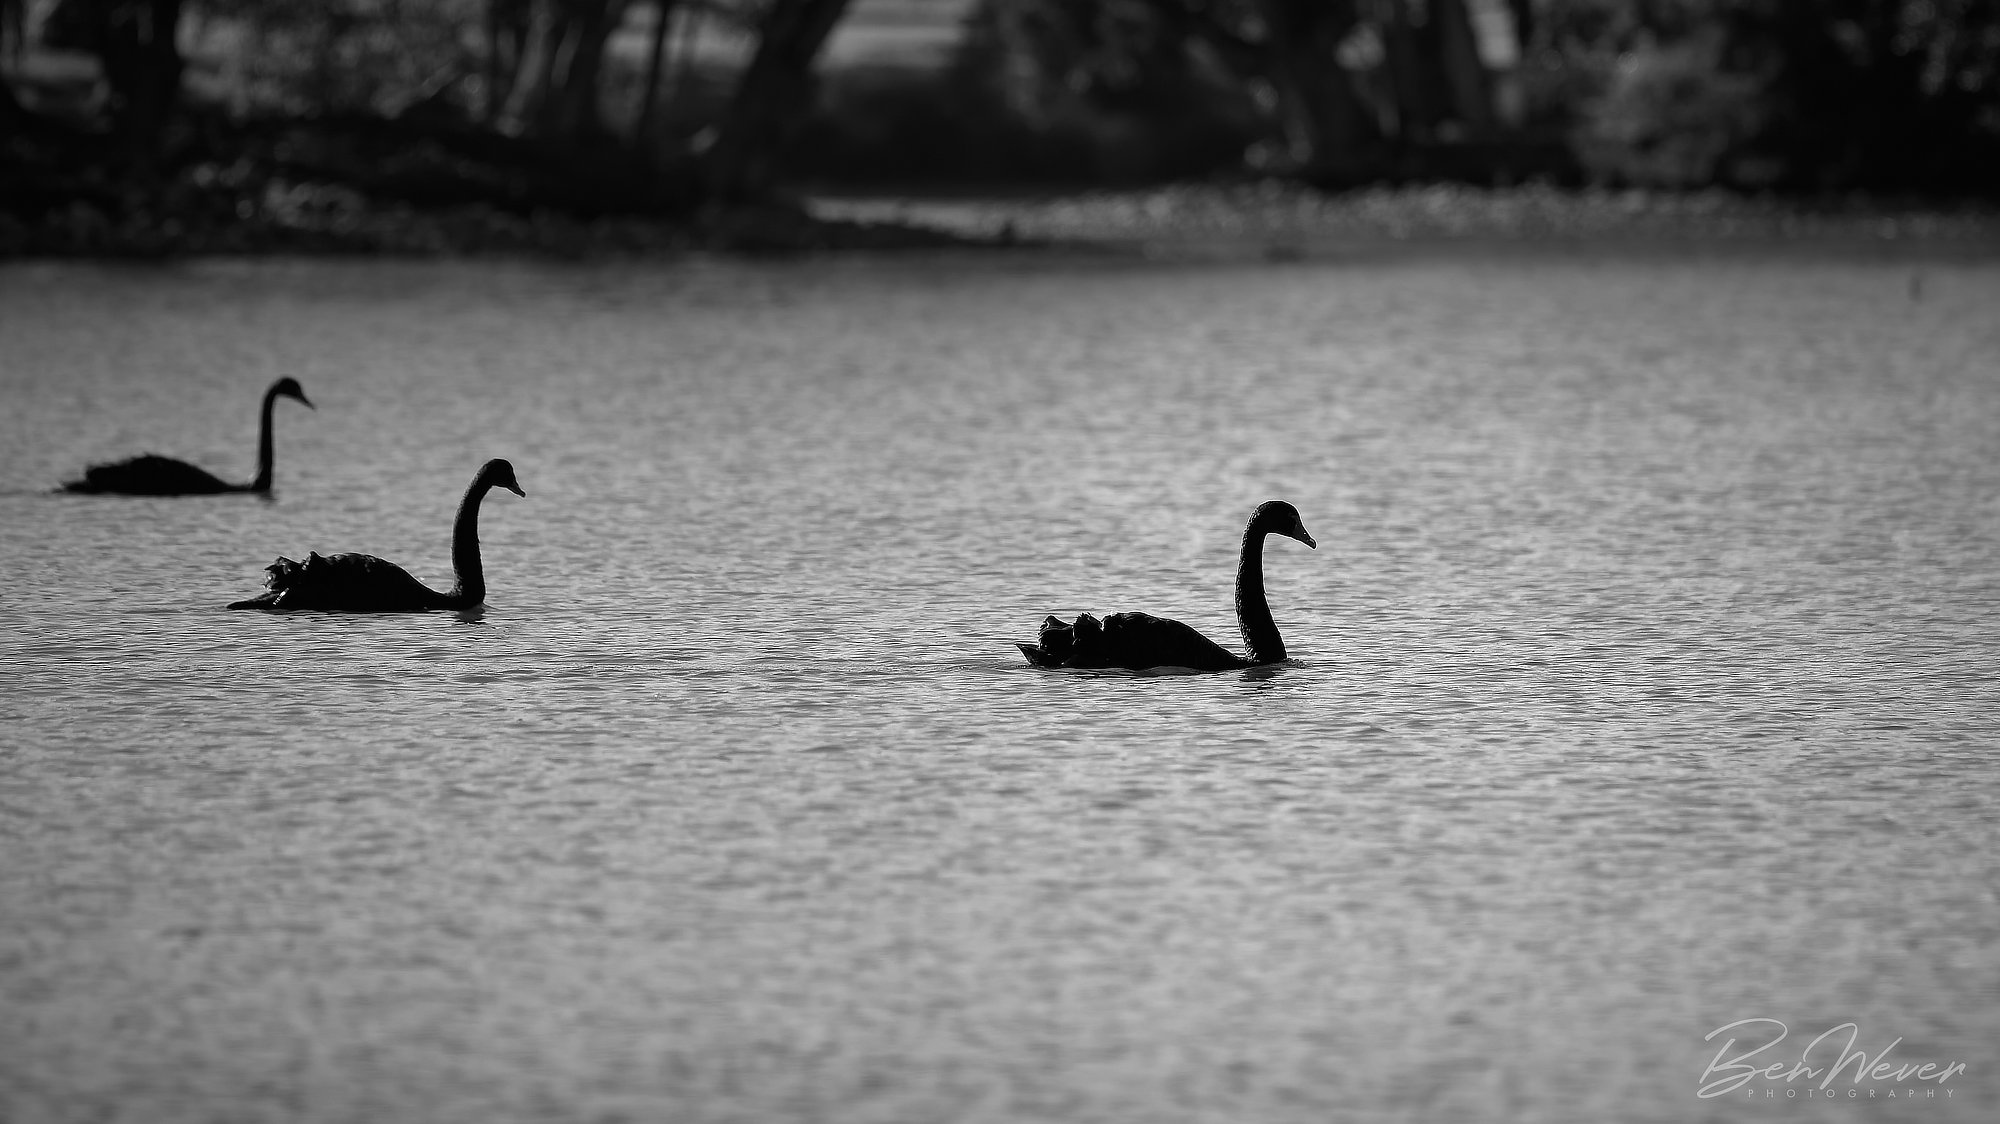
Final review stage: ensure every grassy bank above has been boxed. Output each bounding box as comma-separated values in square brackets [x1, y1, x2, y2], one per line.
[813, 182, 2000, 258]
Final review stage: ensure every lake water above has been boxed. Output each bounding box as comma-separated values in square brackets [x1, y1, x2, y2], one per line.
[1, 251, 1996, 1123]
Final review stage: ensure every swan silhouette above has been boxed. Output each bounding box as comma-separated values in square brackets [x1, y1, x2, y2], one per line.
[64, 377, 315, 495]
[228, 459, 525, 612]
[1018, 500, 1316, 671]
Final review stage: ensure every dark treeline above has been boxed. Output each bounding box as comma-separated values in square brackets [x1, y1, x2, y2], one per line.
[861, 0, 2000, 192]
[2, 0, 854, 195]
[0, 0, 865, 251]
[1, 0, 1996, 253]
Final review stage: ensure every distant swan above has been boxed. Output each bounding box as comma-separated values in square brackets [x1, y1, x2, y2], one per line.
[64, 377, 315, 495]
[228, 459, 526, 612]
[1018, 500, 1316, 672]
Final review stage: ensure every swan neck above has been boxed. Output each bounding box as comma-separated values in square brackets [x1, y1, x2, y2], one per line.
[1235, 525, 1284, 664]
[448, 477, 492, 608]
[251, 385, 279, 491]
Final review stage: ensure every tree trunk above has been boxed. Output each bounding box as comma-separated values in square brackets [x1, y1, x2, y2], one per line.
[1256, 0, 1380, 177]
[0, 64, 22, 136]
[1380, 0, 1439, 143]
[669, 3, 703, 112]
[550, 0, 627, 138]
[90, 0, 184, 172]
[496, 0, 552, 126]
[1503, 0, 1534, 51]
[2, 0, 24, 64]
[524, 0, 630, 139]
[632, 0, 680, 147]
[1272, 42, 1379, 171]
[1432, 0, 1493, 135]
[484, 0, 534, 125]
[702, 0, 854, 202]
[528, 5, 575, 134]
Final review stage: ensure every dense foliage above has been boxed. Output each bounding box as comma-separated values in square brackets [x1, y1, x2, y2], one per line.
[0, 0, 1993, 254]
[929, 0, 2000, 191]
[0, 0, 868, 251]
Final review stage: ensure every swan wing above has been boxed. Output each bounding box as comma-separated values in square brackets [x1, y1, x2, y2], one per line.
[1093, 612, 1246, 671]
[1020, 611, 1246, 671]
[232, 552, 445, 612]
[69, 454, 232, 495]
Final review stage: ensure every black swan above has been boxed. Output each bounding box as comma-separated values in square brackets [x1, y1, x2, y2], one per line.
[1018, 500, 1316, 672]
[64, 377, 315, 495]
[228, 459, 525, 612]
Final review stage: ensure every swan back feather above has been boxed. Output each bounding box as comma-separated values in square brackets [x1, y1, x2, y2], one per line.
[1024, 611, 1246, 671]
[228, 552, 444, 611]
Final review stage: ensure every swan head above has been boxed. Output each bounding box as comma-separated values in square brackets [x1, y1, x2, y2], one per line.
[1253, 500, 1315, 549]
[481, 458, 527, 498]
[273, 376, 314, 409]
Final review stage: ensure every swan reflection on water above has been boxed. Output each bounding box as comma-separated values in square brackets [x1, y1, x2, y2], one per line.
[1033, 661, 1301, 682]
[1018, 500, 1315, 673]
[62, 377, 314, 496]
[1233, 665, 1293, 688]
[228, 458, 524, 613]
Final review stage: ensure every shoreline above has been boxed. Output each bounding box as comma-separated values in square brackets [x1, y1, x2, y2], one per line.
[813, 182, 2000, 260]
[5, 182, 1998, 263]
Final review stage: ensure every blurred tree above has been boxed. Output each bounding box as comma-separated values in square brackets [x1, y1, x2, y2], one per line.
[1252, 0, 1383, 173]
[0, 0, 867, 226]
[40, 0, 186, 167]
[1, 0, 22, 62]
[190, 0, 481, 118]
[903, 0, 1258, 184]
[0, 0, 23, 126]
[527, 0, 631, 137]
[1432, 0, 1494, 133]
[1115, 0, 1386, 175]
[1379, 0, 1500, 143]
[633, 0, 685, 146]
[483, 0, 533, 124]
[702, 0, 853, 200]
[1725, 0, 2000, 190]
[5, 0, 1995, 238]
[1572, 27, 1765, 186]
[972, 0, 1527, 181]
[1550, 0, 2000, 191]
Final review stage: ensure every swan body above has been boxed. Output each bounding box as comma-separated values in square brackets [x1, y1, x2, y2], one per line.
[238, 552, 460, 612]
[1018, 500, 1315, 672]
[228, 459, 525, 612]
[1020, 610, 1249, 671]
[64, 377, 314, 495]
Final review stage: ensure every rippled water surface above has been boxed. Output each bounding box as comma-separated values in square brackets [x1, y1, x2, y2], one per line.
[2, 253, 1997, 1123]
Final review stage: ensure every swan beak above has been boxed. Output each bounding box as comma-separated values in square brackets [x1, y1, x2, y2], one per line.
[1294, 530, 1317, 549]
[506, 483, 526, 498]
[298, 394, 316, 410]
